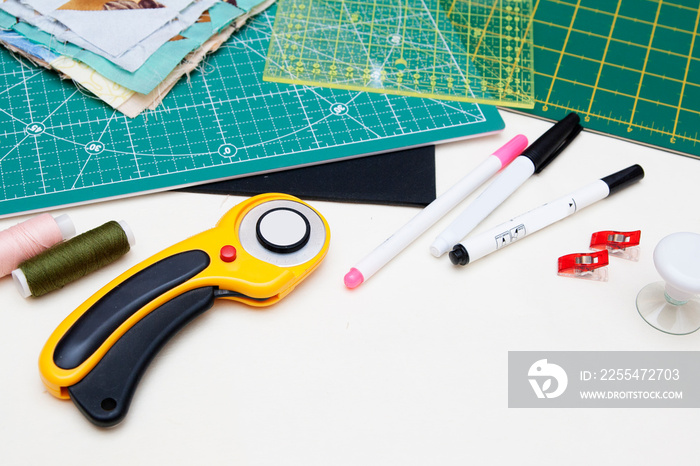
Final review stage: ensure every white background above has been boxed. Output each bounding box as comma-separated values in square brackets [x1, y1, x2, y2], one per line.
[1, 111, 698, 465]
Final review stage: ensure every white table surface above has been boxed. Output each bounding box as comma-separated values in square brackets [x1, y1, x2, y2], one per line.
[1, 110, 699, 465]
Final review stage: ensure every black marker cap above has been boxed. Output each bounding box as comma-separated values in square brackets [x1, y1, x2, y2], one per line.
[601, 164, 645, 195]
[521, 113, 583, 173]
[449, 244, 470, 266]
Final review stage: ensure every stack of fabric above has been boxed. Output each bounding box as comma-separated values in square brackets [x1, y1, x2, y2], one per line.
[0, 0, 274, 117]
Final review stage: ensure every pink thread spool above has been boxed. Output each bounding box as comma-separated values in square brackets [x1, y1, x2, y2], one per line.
[0, 213, 76, 277]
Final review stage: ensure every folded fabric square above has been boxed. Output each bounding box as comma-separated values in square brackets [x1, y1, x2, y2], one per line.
[19, 0, 192, 56]
[1, 0, 217, 71]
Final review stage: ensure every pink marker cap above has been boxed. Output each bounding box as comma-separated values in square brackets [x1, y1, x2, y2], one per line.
[492, 134, 528, 168]
[344, 268, 365, 289]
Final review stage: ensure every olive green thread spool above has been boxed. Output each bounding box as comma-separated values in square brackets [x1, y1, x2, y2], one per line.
[12, 220, 135, 298]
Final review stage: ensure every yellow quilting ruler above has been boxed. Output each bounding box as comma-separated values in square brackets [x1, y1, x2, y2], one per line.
[263, 0, 535, 107]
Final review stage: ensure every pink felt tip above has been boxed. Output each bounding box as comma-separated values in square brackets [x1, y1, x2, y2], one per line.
[344, 268, 365, 289]
[492, 134, 528, 168]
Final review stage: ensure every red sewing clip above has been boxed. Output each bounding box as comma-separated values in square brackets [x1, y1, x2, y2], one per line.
[590, 230, 641, 261]
[557, 250, 609, 281]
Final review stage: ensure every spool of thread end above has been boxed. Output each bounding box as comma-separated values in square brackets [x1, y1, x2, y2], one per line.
[117, 220, 136, 249]
[12, 268, 32, 299]
[54, 214, 77, 240]
[12, 220, 135, 298]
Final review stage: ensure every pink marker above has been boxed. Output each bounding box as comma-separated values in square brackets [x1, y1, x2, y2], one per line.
[344, 135, 528, 289]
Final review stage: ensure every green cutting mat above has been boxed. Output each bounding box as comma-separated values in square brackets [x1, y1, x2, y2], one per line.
[518, 0, 700, 158]
[263, 0, 535, 107]
[0, 5, 503, 218]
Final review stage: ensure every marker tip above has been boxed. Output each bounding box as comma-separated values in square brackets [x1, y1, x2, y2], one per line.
[344, 268, 364, 289]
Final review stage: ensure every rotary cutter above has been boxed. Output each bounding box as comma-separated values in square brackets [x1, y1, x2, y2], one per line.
[39, 193, 330, 427]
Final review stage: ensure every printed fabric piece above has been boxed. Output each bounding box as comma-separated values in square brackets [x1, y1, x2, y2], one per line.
[59, 0, 166, 11]
[0, 29, 57, 63]
[50, 56, 135, 107]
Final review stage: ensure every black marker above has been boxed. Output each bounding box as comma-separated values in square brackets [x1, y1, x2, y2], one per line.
[430, 113, 583, 257]
[449, 165, 645, 265]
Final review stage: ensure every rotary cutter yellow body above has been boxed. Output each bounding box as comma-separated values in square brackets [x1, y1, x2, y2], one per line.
[39, 193, 330, 427]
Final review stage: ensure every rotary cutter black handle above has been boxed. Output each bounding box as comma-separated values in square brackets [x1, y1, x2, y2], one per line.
[68, 286, 216, 427]
[54, 250, 211, 370]
[49, 250, 213, 427]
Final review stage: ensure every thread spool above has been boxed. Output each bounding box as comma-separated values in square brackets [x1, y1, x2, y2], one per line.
[12, 220, 135, 298]
[0, 213, 76, 277]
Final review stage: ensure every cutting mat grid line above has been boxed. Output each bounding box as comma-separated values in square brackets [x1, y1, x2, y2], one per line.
[519, 0, 700, 157]
[0, 6, 503, 217]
